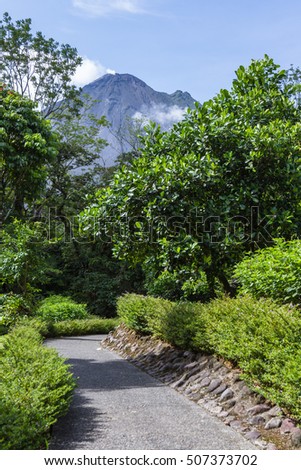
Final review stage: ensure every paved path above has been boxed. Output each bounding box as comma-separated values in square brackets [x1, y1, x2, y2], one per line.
[47, 335, 256, 450]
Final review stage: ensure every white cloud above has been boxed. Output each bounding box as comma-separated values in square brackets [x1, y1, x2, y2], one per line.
[72, 57, 116, 87]
[134, 104, 187, 128]
[72, 0, 146, 17]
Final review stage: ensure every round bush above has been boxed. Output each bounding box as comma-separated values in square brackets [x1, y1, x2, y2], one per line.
[36, 295, 88, 323]
[234, 239, 301, 304]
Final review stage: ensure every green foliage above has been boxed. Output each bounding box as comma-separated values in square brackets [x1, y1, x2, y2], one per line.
[0, 86, 58, 223]
[14, 313, 118, 338]
[57, 241, 145, 317]
[0, 293, 32, 327]
[145, 267, 212, 302]
[158, 302, 202, 350]
[117, 293, 301, 420]
[0, 12, 82, 118]
[83, 56, 301, 298]
[234, 239, 301, 304]
[49, 317, 118, 337]
[117, 293, 172, 335]
[0, 220, 50, 295]
[0, 324, 75, 449]
[144, 270, 183, 301]
[36, 295, 88, 323]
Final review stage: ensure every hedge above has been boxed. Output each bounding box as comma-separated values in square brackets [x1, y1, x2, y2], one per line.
[117, 293, 301, 421]
[234, 239, 301, 305]
[0, 324, 75, 449]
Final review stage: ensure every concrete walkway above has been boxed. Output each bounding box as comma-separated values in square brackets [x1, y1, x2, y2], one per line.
[48, 335, 256, 450]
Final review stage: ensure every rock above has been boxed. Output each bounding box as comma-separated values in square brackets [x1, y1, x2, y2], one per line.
[245, 430, 261, 441]
[212, 361, 223, 371]
[255, 439, 268, 449]
[291, 428, 301, 447]
[200, 377, 211, 388]
[207, 378, 222, 393]
[170, 373, 188, 389]
[184, 361, 199, 370]
[280, 418, 295, 434]
[222, 399, 236, 410]
[230, 420, 248, 432]
[247, 404, 270, 416]
[232, 402, 246, 415]
[188, 391, 204, 402]
[183, 351, 194, 359]
[203, 401, 223, 415]
[224, 416, 236, 426]
[218, 410, 229, 419]
[185, 365, 205, 380]
[187, 383, 202, 394]
[184, 371, 206, 386]
[267, 443, 277, 450]
[238, 385, 253, 399]
[220, 388, 234, 402]
[211, 383, 227, 396]
[266, 405, 283, 417]
[234, 380, 245, 390]
[198, 360, 210, 372]
[248, 415, 266, 426]
[264, 417, 282, 430]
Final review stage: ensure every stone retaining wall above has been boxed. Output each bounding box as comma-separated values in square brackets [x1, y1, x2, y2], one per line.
[103, 325, 301, 450]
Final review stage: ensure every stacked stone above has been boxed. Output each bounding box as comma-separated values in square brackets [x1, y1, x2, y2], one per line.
[103, 325, 301, 450]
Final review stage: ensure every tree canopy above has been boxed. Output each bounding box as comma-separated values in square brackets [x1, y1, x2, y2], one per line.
[82, 56, 301, 296]
[0, 85, 58, 225]
[0, 12, 82, 117]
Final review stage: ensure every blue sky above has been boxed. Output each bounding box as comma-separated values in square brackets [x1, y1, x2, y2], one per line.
[1, 0, 301, 102]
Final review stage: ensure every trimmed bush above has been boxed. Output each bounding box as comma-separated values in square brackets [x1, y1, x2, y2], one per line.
[117, 293, 301, 421]
[50, 317, 119, 337]
[36, 295, 88, 323]
[156, 302, 203, 350]
[117, 293, 172, 335]
[0, 324, 75, 449]
[234, 239, 301, 304]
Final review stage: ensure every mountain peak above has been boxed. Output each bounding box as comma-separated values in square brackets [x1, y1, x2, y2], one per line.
[82, 72, 196, 165]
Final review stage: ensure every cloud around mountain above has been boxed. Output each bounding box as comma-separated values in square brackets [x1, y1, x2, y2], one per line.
[133, 104, 188, 127]
[81, 72, 196, 165]
[72, 57, 116, 87]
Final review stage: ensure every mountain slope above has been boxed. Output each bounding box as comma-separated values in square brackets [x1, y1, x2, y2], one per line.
[82, 73, 196, 165]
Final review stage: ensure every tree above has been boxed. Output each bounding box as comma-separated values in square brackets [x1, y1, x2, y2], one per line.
[0, 220, 50, 296]
[0, 12, 82, 117]
[82, 56, 301, 298]
[42, 109, 108, 222]
[0, 85, 58, 226]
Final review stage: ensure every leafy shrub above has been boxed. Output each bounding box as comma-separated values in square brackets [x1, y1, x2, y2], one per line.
[181, 273, 212, 302]
[158, 302, 203, 350]
[145, 269, 212, 302]
[117, 293, 172, 335]
[49, 317, 119, 337]
[36, 295, 88, 323]
[0, 293, 32, 327]
[117, 293, 301, 420]
[0, 324, 75, 449]
[145, 270, 183, 301]
[14, 315, 118, 338]
[234, 239, 301, 304]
